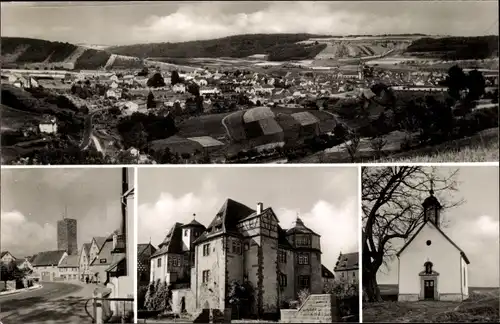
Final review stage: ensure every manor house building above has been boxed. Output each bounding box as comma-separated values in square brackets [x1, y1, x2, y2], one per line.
[149, 199, 325, 316]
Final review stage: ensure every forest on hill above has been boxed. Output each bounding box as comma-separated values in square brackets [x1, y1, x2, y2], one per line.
[109, 33, 330, 61]
[406, 36, 499, 60]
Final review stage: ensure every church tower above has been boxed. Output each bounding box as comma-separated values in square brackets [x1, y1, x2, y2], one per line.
[422, 182, 442, 228]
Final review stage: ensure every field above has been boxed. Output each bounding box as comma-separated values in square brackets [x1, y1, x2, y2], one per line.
[380, 127, 499, 163]
[364, 285, 499, 323]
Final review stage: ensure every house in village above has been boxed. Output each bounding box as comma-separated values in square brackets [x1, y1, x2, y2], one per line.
[397, 189, 470, 302]
[149, 199, 328, 317]
[0, 251, 16, 263]
[38, 115, 58, 134]
[79, 243, 92, 282]
[89, 237, 107, 265]
[58, 255, 80, 281]
[90, 233, 116, 283]
[106, 89, 122, 99]
[137, 243, 157, 288]
[173, 83, 186, 94]
[333, 252, 359, 285]
[31, 250, 68, 281]
[15, 257, 34, 272]
[322, 265, 336, 290]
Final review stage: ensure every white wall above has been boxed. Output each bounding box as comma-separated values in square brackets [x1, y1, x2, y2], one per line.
[461, 257, 469, 296]
[150, 254, 166, 283]
[399, 223, 462, 295]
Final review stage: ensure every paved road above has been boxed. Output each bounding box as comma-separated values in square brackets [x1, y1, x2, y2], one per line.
[0, 282, 99, 324]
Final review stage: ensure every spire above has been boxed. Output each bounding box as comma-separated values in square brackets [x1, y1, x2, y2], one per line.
[193, 213, 196, 220]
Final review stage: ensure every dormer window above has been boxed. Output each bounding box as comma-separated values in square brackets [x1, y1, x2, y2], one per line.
[296, 234, 311, 247]
[184, 229, 188, 237]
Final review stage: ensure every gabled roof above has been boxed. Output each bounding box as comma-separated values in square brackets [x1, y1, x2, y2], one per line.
[151, 223, 184, 258]
[193, 199, 256, 244]
[81, 243, 91, 256]
[32, 250, 66, 267]
[0, 251, 15, 259]
[322, 265, 335, 278]
[90, 237, 114, 266]
[396, 220, 470, 264]
[59, 255, 80, 268]
[286, 218, 320, 236]
[180, 219, 206, 229]
[92, 237, 107, 250]
[334, 252, 359, 272]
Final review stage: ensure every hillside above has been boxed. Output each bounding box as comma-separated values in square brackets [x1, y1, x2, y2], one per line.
[406, 36, 499, 60]
[1, 37, 112, 69]
[109, 33, 330, 61]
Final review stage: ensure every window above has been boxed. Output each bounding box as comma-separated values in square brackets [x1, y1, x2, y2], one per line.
[353, 272, 356, 278]
[184, 229, 188, 237]
[298, 275, 310, 290]
[194, 231, 200, 237]
[279, 273, 287, 287]
[278, 250, 287, 263]
[426, 240, 432, 246]
[232, 241, 242, 254]
[297, 253, 310, 265]
[342, 272, 345, 278]
[157, 258, 162, 268]
[203, 244, 210, 256]
[244, 243, 249, 251]
[171, 256, 181, 267]
[424, 261, 433, 274]
[202, 270, 210, 283]
[296, 235, 311, 247]
[100, 259, 107, 264]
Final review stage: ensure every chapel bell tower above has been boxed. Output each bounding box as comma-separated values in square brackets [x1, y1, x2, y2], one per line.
[422, 181, 442, 228]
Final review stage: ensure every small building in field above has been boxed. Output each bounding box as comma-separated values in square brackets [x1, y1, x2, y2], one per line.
[38, 116, 58, 134]
[397, 190, 470, 302]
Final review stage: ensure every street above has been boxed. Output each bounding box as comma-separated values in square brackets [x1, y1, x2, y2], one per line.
[0, 281, 100, 324]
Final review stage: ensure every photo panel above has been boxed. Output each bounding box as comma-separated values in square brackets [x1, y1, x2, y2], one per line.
[1, 1, 498, 165]
[136, 166, 360, 322]
[362, 165, 499, 323]
[0, 167, 136, 324]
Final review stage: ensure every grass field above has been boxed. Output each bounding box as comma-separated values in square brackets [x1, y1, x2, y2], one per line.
[364, 285, 499, 323]
[380, 128, 499, 163]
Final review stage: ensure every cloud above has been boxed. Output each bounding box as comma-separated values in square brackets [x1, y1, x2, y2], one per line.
[275, 198, 358, 271]
[138, 180, 220, 245]
[1, 210, 57, 257]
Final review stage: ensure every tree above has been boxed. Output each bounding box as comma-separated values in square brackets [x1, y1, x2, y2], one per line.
[228, 280, 253, 319]
[147, 73, 166, 88]
[334, 123, 349, 142]
[443, 65, 467, 100]
[171, 71, 181, 85]
[466, 69, 486, 101]
[187, 83, 200, 97]
[344, 132, 360, 163]
[137, 67, 149, 77]
[370, 137, 387, 160]
[362, 166, 462, 302]
[147, 92, 156, 109]
[0, 261, 26, 288]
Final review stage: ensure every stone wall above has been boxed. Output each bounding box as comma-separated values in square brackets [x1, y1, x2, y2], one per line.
[196, 236, 226, 310]
[309, 251, 322, 294]
[171, 288, 196, 314]
[278, 248, 295, 305]
[398, 293, 419, 302]
[261, 235, 278, 314]
[281, 294, 338, 323]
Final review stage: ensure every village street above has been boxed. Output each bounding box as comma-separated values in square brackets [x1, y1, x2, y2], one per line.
[0, 281, 100, 324]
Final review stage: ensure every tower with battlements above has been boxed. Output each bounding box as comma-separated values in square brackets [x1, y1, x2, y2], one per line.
[57, 218, 77, 255]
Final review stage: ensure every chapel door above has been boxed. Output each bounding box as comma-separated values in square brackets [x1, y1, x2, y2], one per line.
[424, 280, 434, 300]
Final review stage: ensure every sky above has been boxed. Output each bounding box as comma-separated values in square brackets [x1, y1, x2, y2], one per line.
[138, 166, 359, 272]
[376, 166, 500, 288]
[0, 167, 134, 258]
[1, 1, 498, 45]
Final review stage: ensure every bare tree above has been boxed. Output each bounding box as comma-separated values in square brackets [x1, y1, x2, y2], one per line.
[344, 132, 361, 162]
[362, 166, 463, 302]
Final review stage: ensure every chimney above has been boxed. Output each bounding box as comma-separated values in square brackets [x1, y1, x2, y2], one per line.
[113, 233, 118, 250]
[257, 202, 263, 214]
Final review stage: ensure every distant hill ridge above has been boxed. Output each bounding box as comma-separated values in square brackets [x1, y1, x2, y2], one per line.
[1, 34, 498, 69]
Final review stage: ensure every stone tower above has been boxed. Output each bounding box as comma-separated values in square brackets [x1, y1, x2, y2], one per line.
[57, 218, 77, 255]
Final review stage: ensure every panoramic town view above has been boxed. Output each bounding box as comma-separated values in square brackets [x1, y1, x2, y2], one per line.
[362, 166, 499, 323]
[1, 1, 498, 164]
[136, 167, 359, 323]
[0, 168, 135, 324]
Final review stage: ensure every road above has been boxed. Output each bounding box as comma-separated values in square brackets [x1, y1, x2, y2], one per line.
[79, 107, 111, 151]
[0, 282, 99, 324]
